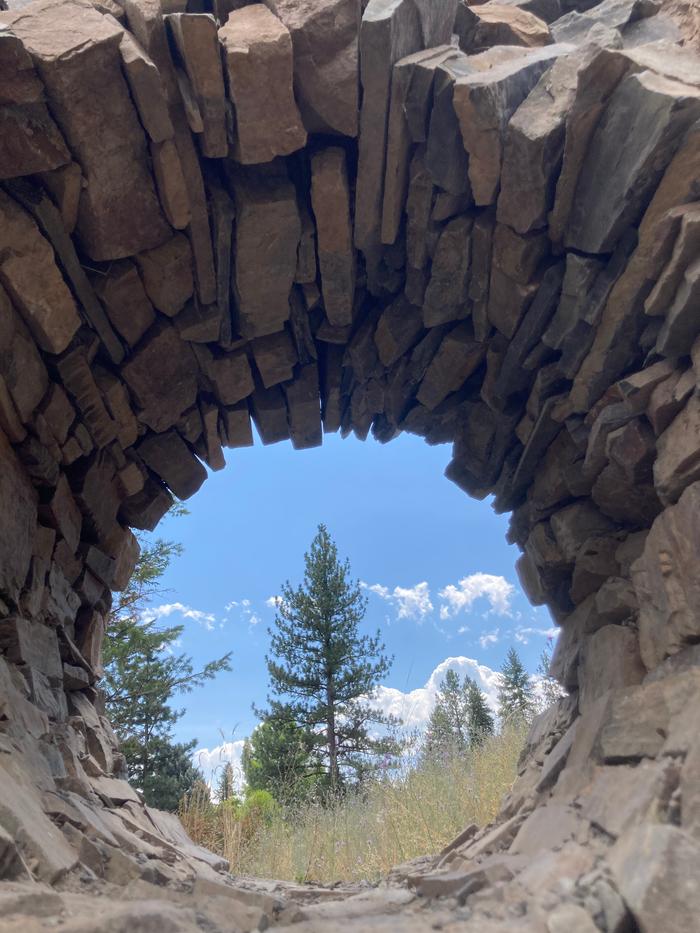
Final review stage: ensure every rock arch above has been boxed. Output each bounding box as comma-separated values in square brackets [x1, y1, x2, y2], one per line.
[0, 0, 699, 927]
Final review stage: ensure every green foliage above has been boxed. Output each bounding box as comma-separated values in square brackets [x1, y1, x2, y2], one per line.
[242, 718, 319, 804]
[104, 518, 231, 810]
[424, 670, 494, 758]
[260, 524, 400, 791]
[497, 647, 536, 727]
[215, 762, 236, 803]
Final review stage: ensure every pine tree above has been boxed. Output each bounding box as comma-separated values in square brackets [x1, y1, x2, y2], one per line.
[424, 669, 471, 757]
[242, 718, 318, 803]
[261, 524, 398, 791]
[424, 670, 494, 757]
[497, 647, 536, 727]
[465, 679, 495, 746]
[536, 641, 565, 712]
[104, 516, 231, 809]
[215, 762, 236, 803]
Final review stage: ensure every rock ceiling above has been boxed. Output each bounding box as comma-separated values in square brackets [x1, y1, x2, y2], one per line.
[0, 0, 700, 928]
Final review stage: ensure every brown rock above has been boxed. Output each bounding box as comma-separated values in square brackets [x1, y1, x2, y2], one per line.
[310, 147, 355, 328]
[423, 215, 473, 328]
[135, 234, 194, 318]
[165, 13, 226, 158]
[0, 191, 80, 354]
[150, 138, 191, 230]
[0, 428, 37, 606]
[219, 5, 306, 164]
[425, 52, 472, 197]
[121, 323, 199, 433]
[230, 165, 300, 339]
[263, 0, 359, 138]
[38, 161, 82, 234]
[655, 257, 700, 360]
[284, 363, 322, 450]
[197, 402, 225, 472]
[452, 44, 565, 206]
[647, 368, 695, 437]
[40, 475, 82, 554]
[550, 500, 616, 565]
[417, 324, 485, 411]
[250, 383, 290, 445]
[578, 624, 646, 712]
[7, 0, 172, 260]
[92, 260, 156, 348]
[202, 348, 254, 406]
[645, 204, 700, 318]
[56, 347, 118, 449]
[252, 330, 298, 388]
[374, 295, 424, 369]
[570, 535, 619, 605]
[118, 28, 173, 143]
[120, 475, 173, 532]
[0, 285, 48, 427]
[354, 0, 457, 256]
[381, 45, 455, 244]
[609, 824, 700, 933]
[221, 402, 254, 449]
[455, 2, 551, 53]
[632, 481, 700, 670]
[654, 394, 700, 506]
[497, 52, 580, 232]
[566, 70, 700, 254]
[136, 430, 207, 500]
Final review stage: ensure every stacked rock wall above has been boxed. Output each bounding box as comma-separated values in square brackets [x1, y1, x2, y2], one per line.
[0, 0, 700, 928]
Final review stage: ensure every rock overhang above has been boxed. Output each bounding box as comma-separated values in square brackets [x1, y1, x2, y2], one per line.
[1, 0, 700, 927]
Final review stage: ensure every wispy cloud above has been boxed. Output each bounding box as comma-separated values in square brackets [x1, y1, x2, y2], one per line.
[224, 598, 262, 628]
[362, 581, 434, 622]
[479, 628, 501, 649]
[438, 573, 514, 620]
[265, 595, 281, 609]
[514, 625, 558, 645]
[147, 602, 217, 631]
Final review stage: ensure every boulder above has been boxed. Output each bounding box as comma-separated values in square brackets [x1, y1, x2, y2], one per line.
[455, 2, 551, 54]
[0, 23, 71, 179]
[654, 394, 700, 506]
[263, 0, 359, 137]
[423, 215, 473, 328]
[632, 482, 700, 670]
[578, 624, 646, 712]
[284, 363, 322, 450]
[416, 324, 485, 410]
[0, 191, 80, 355]
[121, 323, 199, 433]
[452, 43, 566, 206]
[136, 430, 207, 500]
[219, 4, 306, 164]
[609, 824, 700, 933]
[92, 260, 156, 348]
[0, 428, 37, 606]
[251, 330, 298, 388]
[5, 0, 171, 260]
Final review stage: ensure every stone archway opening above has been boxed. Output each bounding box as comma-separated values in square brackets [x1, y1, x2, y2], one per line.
[0, 0, 700, 927]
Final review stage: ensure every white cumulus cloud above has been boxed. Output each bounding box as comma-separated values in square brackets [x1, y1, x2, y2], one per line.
[147, 602, 217, 631]
[438, 573, 515, 620]
[514, 625, 559, 645]
[368, 656, 502, 727]
[362, 581, 434, 622]
[192, 740, 246, 796]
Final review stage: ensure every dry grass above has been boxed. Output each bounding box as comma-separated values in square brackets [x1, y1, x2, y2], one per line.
[180, 726, 525, 884]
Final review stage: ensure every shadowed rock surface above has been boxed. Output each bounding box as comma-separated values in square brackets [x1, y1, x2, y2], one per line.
[0, 0, 699, 928]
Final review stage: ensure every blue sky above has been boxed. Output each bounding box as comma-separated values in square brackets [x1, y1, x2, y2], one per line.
[144, 429, 557, 782]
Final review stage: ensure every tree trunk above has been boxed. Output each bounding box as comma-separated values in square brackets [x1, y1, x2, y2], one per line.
[326, 679, 338, 791]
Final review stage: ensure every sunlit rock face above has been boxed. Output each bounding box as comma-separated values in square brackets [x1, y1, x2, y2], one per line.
[1, 0, 700, 928]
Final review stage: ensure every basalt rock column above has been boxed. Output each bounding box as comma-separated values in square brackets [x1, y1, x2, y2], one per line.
[0, 0, 699, 929]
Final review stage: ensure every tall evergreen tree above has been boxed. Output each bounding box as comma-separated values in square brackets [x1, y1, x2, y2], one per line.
[261, 524, 398, 790]
[536, 640, 565, 711]
[497, 647, 536, 727]
[424, 670, 494, 757]
[104, 517, 231, 809]
[465, 679, 495, 746]
[215, 762, 236, 803]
